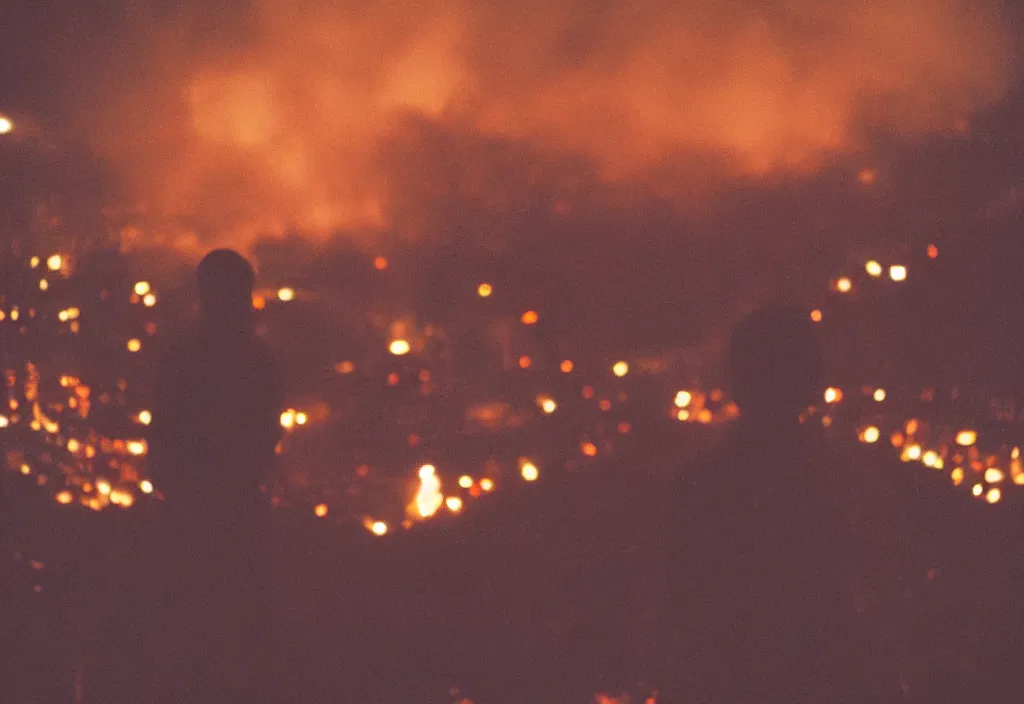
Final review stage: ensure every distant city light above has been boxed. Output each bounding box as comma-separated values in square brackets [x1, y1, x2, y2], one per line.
[675, 390, 692, 408]
[370, 520, 388, 536]
[477, 283, 493, 297]
[612, 361, 629, 377]
[810, 309, 823, 323]
[986, 487, 1002, 504]
[389, 339, 411, 356]
[927, 244, 939, 259]
[280, 409, 296, 429]
[445, 496, 463, 512]
[458, 475, 473, 489]
[47, 254, 62, 271]
[314, 503, 329, 518]
[277, 287, 295, 302]
[836, 277, 852, 293]
[521, 310, 539, 325]
[889, 265, 907, 282]
[873, 388, 886, 402]
[865, 260, 883, 277]
[985, 468, 1005, 484]
[134, 281, 151, 296]
[126, 338, 142, 352]
[143, 293, 157, 307]
[38, 279, 48, 291]
[560, 360, 574, 373]
[539, 397, 557, 414]
[139, 480, 154, 494]
[373, 256, 389, 271]
[479, 478, 495, 492]
[0, 116, 12, 134]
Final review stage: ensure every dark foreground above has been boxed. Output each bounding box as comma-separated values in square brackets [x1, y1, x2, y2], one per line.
[3, 435, 1023, 703]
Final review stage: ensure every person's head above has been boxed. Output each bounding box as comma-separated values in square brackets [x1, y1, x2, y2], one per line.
[196, 249, 255, 327]
[728, 305, 822, 420]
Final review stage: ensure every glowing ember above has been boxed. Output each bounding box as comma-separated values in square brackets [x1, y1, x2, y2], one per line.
[55, 490, 73, 505]
[415, 464, 443, 518]
[38, 279, 48, 291]
[927, 244, 939, 259]
[520, 461, 539, 482]
[389, 339, 411, 356]
[539, 396, 557, 414]
[518, 355, 532, 369]
[973, 483, 984, 497]
[373, 256, 388, 271]
[370, 520, 388, 536]
[137, 410, 152, 425]
[143, 293, 157, 307]
[581, 441, 598, 457]
[520, 310, 539, 325]
[127, 440, 147, 456]
[956, 430, 977, 446]
[560, 360, 574, 373]
[951, 467, 965, 486]
[280, 409, 296, 429]
[295, 412, 308, 426]
[857, 168, 877, 185]
[335, 360, 355, 374]
[676, 409, 690, 421]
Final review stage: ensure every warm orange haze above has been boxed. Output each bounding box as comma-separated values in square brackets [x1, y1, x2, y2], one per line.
[70, 0, 1017, 247]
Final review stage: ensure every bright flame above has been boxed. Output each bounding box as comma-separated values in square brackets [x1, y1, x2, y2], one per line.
[139, 480, 154, 494]
[520, 461, 539, 481]
[446, 496, 463, 512]
[889, 265, 907, 282]
[134, 281, 151, 296]
[984, 467, 1004, 483]
[370, 520, 388, 536]
[415, 464, 443, 517]
[674, 390, 692, 408]
[612, 361, 629, 377]
[295, 411, 308, 425]
[458, 474, 473, 489]
[922, 450, 940, 468]
[986, 487, 1002, 504]
[277, 287, 296, 301]
[865, 260, 883, 277]
[127, 439, 148, 456]
[955, 430, 977, 446]
[46, 254, 62, 271]
[477, 282, 493, 297]
[96, 479, 112, 496]
[137, 410, 152, 425]
[389, 339, 411, 355]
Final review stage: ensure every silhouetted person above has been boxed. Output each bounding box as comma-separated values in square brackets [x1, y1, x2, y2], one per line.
[148, 249, 283, 703]
[660, 306, 904, 703]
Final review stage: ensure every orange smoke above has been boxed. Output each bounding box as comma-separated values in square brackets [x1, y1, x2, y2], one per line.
[85, 0, 1015, 244]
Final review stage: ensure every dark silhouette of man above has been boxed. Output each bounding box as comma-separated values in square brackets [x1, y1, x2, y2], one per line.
[148, 249, 283, 703]
[660, 306, 904, 703]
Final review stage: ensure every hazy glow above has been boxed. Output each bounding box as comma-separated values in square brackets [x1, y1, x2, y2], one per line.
[134, 281, 151, 296]
[389, 339, 411, 355]
[984, 468, 1004, 484]
[823, 387, 842, 403]
[477, 283, 493, 297]
[0, 116, 12, 134]
[520, 310, 539, 325]
[810, 309, 823, 323]
[560, 360, 574, 373]
[520, 461, 539, 481]
[612, 361, 629, 377]
[314, 503, 329, 517]
[955, 429, 977, 446]
[889, 265, 908, 282]
[835, 277, 852, 293]
[873, 388, 886, 402]
[126, 338, 142, 352]
[277, 287, 295, 301]
[986, 487, 1001, 504]
[675, 390, 692, 408]
[446, 496, 463, 512]
[865, 260, 883, 277]
[46, 254, 62, 271]
[860, 425, 880, 443]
